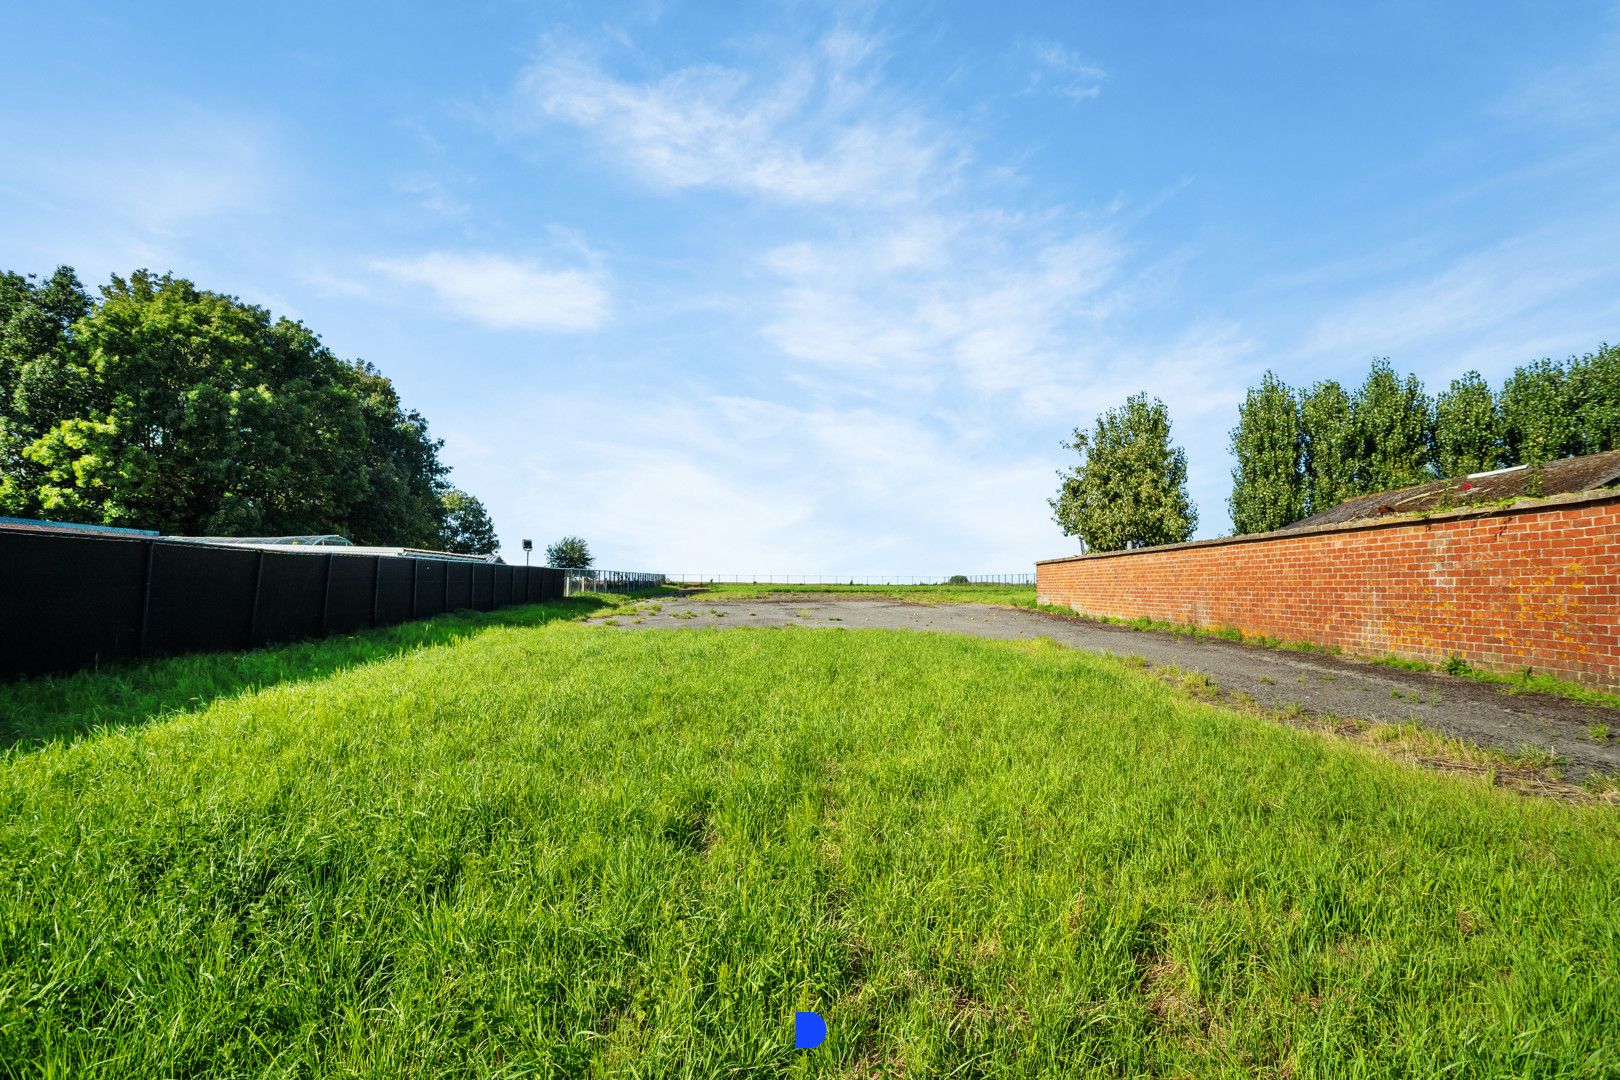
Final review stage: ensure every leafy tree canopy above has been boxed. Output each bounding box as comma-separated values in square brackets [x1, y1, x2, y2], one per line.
[1300, 379, 1357, 518]
[1435, 371, 1501, 477]
[1228, 371, 1304, 534]
[1051, 393, 1197, 552]
[1226, 344, 1618, 533]
[0, 265, 471, 547]
[1351, 358, 1433, 494]
[438, 489, 498, 555]
[545, 535, 593, 569]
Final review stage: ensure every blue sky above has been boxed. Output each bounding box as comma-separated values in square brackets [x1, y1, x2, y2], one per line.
[4, 2, 1618, 574]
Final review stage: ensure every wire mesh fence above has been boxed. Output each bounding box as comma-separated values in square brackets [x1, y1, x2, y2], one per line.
[666, 573, 1035, 586]
[560, 569, 669, 595]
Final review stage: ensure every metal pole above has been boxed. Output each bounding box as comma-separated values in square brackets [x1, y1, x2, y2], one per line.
[370, 556, 382, 627]
[410, 558, 419, 619]
[320, 553, 334, 635]
[247, 550, 265, 646]
[137, 540, 157, 658]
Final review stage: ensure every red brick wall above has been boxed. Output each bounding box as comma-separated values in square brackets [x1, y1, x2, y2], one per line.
[1036, 494, 1620, 689]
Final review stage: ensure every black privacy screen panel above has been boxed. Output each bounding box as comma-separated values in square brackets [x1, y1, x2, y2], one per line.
[0, 528, 543, 679]
[373, 557, 415, 626]
[0, 531, 147, 675]
[325, 555, 377, 635]
[144, 543, 259, 657]
[253, 552, 327, 644]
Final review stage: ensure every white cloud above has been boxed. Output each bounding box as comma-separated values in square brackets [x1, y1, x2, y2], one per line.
[1496, 25, 1620, 128]
[1300, 221, 1620, 368]
[0, 107, 282, 277]
[517, 33, 952, 205]
[370, 251, 610, 331]
[483, 390, 1063, 575]
[759, 213, 1127, 411]
[487, 24, 1255, 555]
[395, 176, 472, 222]
[1023, 38, 1107, 102]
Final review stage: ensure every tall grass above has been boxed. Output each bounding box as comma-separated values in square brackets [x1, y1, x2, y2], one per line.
[0, 621, 1616, 1076]
[0, 597, 614, 751]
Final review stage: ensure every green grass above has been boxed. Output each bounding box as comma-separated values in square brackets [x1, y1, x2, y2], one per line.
[0, 597, 618, 751]
[692, 582, 1041, 608]
[1033, 604, 1620, 712]
[696, 586, 1620, 712]
[1, 612, 1618, 1076]
[1369, 654, 1620, 709]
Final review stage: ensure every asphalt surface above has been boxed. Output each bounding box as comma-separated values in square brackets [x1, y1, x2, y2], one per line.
[592, 594, 1620, 782]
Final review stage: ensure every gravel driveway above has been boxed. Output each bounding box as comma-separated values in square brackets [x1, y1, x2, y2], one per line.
[593, 594, 1620, 782]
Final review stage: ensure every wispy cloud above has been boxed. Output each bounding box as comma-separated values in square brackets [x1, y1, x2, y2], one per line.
[760, 214, 1125, 409]
[1300, 219, 1620, 372]
[394, 176, 472, 222]
[485, 390, 1062, 573]
[371, 251, 610, 331]
[516, 32, 954, 205]
[1496, 24, 1620, 128]
[0, 106, 282, 276]
[1022, 38, 1107, 102]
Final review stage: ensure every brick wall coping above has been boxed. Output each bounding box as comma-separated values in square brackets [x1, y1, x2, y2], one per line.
[1036, 487, 1620, 567]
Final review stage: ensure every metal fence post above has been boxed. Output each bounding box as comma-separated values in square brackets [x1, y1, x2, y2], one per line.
[371, 556, 382, 627]
[137, 540, 157, 658]
[320, 553, 334, 634]
[410, 559, 419, 619]
[247, 550, 265, 647]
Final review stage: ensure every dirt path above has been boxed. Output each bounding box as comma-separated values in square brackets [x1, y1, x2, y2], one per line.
[593, 594, 1620, 782]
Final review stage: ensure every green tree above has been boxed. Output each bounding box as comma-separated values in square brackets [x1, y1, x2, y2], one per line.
[1300, 380, 1357, 515]
[1500, 357, 1577, 467]
[0, 266, 480, 544]
[545, 535, 593, 569]
[438, 489, 498, 555]
[1050, 393, 1197, 552]
[1228, 371, 1304, 533]
[0, 267, 94, 517]
[13, 271, 372, 534]
[1569, 343, 1620, 455]
[1435, 371, 1501, 477]
[339, 361, 448, 547]
[1351, 359, 1434, 492]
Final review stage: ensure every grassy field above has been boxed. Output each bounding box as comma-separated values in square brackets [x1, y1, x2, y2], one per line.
[691, 582, 1040, 608]
[1, 599, 1618, 1077]
[687, 583, 1620, 711]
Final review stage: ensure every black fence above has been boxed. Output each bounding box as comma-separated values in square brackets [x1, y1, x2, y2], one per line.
[0, 529, 569, 679]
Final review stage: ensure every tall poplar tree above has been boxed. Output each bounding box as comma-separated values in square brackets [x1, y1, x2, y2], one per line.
[1500, 358, 1576, 467]
[1435, 371, 1501, 477]
[1570, 343, 1620, 455]
[1228, 371, 1305, 533]
[1300, 380, 1357, 515]
[1351, 359, 1434, 492]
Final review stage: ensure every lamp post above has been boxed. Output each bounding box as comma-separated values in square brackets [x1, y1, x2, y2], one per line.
[522, 538, 533, 567]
